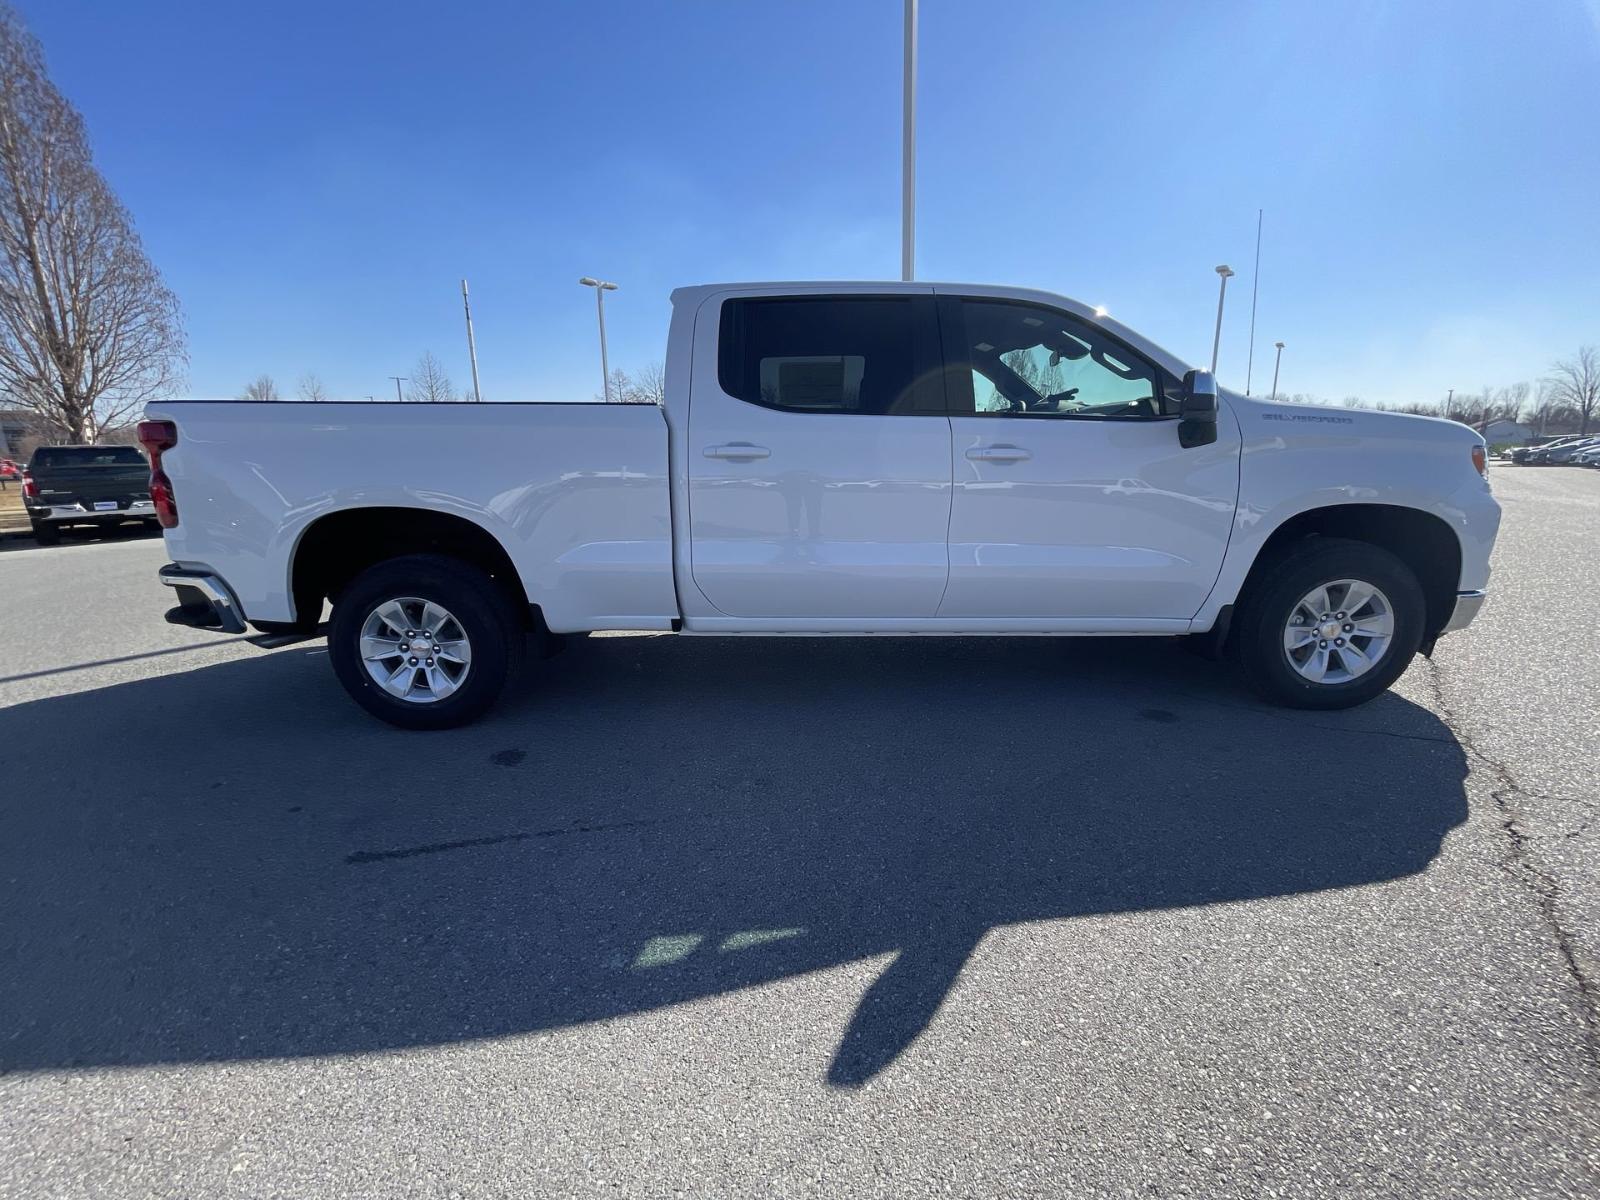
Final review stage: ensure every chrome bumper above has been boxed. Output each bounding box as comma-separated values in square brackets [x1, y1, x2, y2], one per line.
[32, 500, 156, 522]
[159, 564, 247, 634]
[1441, 589, 1487, 634]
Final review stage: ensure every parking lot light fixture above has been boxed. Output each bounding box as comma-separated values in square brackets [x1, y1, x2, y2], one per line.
[1210, 265, 1235, 376]
[579, 278, 619, 402]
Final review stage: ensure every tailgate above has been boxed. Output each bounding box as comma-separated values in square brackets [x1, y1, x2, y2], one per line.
[30, 466, 150, 508]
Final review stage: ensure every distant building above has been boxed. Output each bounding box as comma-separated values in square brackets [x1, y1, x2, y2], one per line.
[1482, 418, 1533, 444]
[0, 408, 35, 457]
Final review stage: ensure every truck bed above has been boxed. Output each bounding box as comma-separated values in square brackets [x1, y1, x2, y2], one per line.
[144, 401, 678, 631]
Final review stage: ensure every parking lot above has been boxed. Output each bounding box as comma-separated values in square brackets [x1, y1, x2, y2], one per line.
[1, 465, 1596, 1197]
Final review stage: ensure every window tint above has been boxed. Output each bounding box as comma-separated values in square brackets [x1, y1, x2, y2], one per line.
[951, 299, 1175, 419]
[31, 446, 146, 468]
[718, 297, 937, 414]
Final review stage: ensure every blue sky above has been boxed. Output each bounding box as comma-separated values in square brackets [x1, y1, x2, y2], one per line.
[17, 0, 1600, 406]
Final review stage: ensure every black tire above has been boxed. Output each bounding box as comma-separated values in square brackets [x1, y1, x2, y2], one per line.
[30, 520, 60, 546]
[328, 554, 526, 730]
[1234, 537, 1425, 710]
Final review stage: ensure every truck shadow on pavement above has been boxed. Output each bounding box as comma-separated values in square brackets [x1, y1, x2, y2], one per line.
[0, 634, 1468, 1088]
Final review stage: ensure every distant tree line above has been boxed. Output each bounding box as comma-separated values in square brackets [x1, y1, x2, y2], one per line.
[1283, 344, 1598, 438]
[237, 353, 477, 404]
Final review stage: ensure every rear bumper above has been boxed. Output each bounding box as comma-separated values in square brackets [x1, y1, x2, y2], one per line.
[159, 564, 247, 634]
[28, 500, 156, 523]
[1441, 589, 1487, 634]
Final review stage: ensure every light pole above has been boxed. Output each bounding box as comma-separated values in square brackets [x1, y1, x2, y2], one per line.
[1444, 388, 1454, 420]
[1270, 341, 1285, 400]
[388, 376, 406, 403]
[461, 279, 483, 403]
[1210, 264, 1235, 376]
[901, 0, 917, 281]
[579, 277, 618, 402]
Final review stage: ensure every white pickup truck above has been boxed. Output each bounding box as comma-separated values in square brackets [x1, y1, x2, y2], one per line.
[141, 282, 1500, 728]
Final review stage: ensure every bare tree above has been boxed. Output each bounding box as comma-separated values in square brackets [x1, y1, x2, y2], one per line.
[628, 360, 666, 405]
[297, 372, 328, 402]
[1528, 379, 1557, 434]
[406, 351, 456, 403]
[1499, 382, 1531, 427]
[0, 6, 184, 443]
[1546, 346, 1599, 436]
[239, 374, 278, 402]
[595, 367, 631, 403]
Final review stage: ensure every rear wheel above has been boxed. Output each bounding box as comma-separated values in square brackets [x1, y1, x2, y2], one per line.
[1234, 538, 1425, 710]
[328, 554, 525, 729]
[30, 520, 60, 546]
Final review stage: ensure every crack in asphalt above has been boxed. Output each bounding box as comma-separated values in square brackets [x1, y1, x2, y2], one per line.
[1420, 656, 1600, 1076]
[346, 818, 658, 864]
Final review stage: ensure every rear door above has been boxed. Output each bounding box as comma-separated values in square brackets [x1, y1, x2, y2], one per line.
[686, 292, 952, 619]
[938, 294, 1239, 621]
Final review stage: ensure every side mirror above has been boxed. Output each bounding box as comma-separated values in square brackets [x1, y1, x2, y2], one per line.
[1178, 369, 1218, 448]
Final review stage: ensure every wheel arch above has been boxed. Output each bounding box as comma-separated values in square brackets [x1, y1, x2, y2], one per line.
[285, 506, 532, 631]
[1233, 503, 1462, 644]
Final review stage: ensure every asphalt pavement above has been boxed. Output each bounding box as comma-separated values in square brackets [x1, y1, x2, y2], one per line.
[1, 469, 1596, 1198]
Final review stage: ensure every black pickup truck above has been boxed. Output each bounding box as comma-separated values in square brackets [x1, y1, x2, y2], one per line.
[23, 445, 156, 545]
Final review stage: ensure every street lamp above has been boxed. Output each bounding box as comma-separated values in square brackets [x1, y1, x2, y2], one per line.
[1210, 264, 1235, 376]
[1270, 341, 1285, 400]
[902, 0, 917, 281]
[579, 277, 619, 402]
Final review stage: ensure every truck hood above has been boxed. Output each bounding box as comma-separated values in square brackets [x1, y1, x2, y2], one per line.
[1226, 393, 1487, 448]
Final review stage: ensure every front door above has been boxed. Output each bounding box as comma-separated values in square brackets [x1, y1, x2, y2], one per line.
[686, 292, 952, 619]
[937, 294, 1240, 621]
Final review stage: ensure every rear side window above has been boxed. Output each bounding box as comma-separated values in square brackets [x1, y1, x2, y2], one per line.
[717, 296, 940, 415]
[30, 446, 146, 468]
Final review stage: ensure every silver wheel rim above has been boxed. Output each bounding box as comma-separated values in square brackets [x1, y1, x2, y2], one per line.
[359, 596, 473, 704]
[1282, 578, 1394, 684]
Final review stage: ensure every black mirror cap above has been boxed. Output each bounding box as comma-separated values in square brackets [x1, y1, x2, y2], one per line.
[1179, 369, 1219, 448]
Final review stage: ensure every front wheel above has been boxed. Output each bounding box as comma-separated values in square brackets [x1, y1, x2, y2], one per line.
[328, 554, 525, 729]
[1234, 538, 1425, 710]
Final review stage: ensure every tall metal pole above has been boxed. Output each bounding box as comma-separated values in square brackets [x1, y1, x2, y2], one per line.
[901, 0, 917, 282]
[1271, 341, 1284, 400]
[461, 279, 483, 403]
[596, 288, 612, 402]
[389, 376, 406, 403]
[1210, 265, 1234, 376]
[1444, 388, 1454, 420]
[579, 278, 619, 402]
[1245, 209, 1262, 395]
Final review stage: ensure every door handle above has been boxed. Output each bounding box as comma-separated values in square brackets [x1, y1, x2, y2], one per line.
[966, 444, 1031, 463]
[704, 442, 771, 461]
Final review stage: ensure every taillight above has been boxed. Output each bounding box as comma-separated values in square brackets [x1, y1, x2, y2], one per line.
[137, 419, 180, 528]
[22, 470, 38, 499]
[1471, 445, 1487, 477]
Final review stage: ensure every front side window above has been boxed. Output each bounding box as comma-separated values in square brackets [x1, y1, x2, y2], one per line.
[718, 296, 939, 415]
[950, 299, 1175, 419]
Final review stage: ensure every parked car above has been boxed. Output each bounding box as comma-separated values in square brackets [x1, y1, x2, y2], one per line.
[142, 281, 1501, 728]
[1538, 436, 1600, 465]
[0, 457, 20, 483]
[1520, 435, 1589, 465]
[1572, 445, 1600, 467]
[22, 444, 156, 544]
[1511, 436, 1577, 464]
